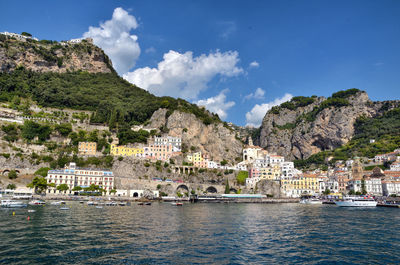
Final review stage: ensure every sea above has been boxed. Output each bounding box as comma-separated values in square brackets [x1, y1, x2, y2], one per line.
[1, 202, 399, 264]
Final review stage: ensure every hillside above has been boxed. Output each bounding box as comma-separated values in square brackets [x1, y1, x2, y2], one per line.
[295, 105, 400, 168]
[258, 89, 400, 162]
[0, 33, 222, 127]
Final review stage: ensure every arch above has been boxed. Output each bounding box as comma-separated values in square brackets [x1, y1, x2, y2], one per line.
[15, 170, 20, 174]
[176, 184, 189, 192]
[229, 188, 237, 194]
[2, 169, 10, 176]
[206, 186, 217, 193]
[133, 192, 139, 197]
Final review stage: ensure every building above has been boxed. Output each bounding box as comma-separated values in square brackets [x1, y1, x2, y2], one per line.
[0, 31, 39, 41]
[382, 179, 400, 196]
[351, 158, 364, 180]
[145, 144, 175, 161]
[110, 144, 144, 157]
[320, 179, 339, 194]
[281, 174, 321, 197]
[364, 177, 383, 196]
[152, 136, 182, 151]
[337, 174, 350, 193]
[78, 142, 97, 156]
[390, 162, 400, 171]
[46, 162, 114, 194]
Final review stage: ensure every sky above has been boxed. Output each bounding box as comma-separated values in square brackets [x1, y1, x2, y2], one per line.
[1, 0, 399, 127]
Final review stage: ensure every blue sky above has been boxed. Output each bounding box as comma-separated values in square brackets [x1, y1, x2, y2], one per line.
[1, 0, 399, 126]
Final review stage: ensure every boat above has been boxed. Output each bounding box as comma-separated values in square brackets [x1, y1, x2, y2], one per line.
[28, 209, 36, 213]
[60, 207, 69, 210]
[95, 206, 103, 209]
[171, 202, 183, 206]
[335, 196, 377, 207]
[145, 202, 152, 206]
[138, 202, 144, 205]
[118, 202, 127, 206]
[28, 200, 46, 205]
[300, 198, 323, 205]
[105, 201, 117, 206]
[87, 201, 98, 206]
[1, 200, 27, 208]
[50, 201, 66, 205]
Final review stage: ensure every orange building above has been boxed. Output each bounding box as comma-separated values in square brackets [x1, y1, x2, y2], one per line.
[78, 142, 97, 156]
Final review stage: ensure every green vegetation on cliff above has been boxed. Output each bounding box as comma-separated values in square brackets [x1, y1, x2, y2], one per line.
[0, 68, 221, 127]
[295, 107, 400, 169]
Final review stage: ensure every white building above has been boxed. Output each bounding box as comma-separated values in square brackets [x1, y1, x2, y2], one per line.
[319, 179, 339, 194]
[365, 178, 382, 196]
[382, 180, 400, 196]
[46, 162, 114, 194]
[153, 136, 182, 151]
[0, 31, 38, 41]
[281, 162, 295, 178]
[390, 162, 400, 171]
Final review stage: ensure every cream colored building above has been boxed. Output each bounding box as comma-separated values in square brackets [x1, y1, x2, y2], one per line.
[78, 142, 97, 156]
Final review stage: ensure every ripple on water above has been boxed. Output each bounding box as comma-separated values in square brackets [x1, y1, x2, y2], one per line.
[1, 203, 400, 264]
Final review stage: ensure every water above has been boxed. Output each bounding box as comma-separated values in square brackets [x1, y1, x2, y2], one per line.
[1, 203, 400, 264]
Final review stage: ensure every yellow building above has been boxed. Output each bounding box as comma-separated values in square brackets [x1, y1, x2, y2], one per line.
[259, 164, 282, 180]
[187, 152, 203, 163]
[281, 174, 321, 197]
[78, 142, 97, 156]
[110, 144, 144, 157]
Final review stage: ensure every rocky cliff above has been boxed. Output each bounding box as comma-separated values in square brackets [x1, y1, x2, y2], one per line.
[259, 90, 396, 160]
[0, 34, 112, 73]
[146, 109, 243, 162]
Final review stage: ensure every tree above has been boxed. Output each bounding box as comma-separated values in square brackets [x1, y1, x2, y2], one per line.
[220, 160, 228, 166]
[236, 171, 248, 185]
[110, 189, 117, 194]
[6, 183, 16, 190]
[8, 170, 18, 179]
[72, 186, 82, 191]
[57, 184, 69, 193]
[225, 179, 230, 194]
[323, 189, 331, 195]
[27, 177, 50, 194]
[34, 167, 50, 177]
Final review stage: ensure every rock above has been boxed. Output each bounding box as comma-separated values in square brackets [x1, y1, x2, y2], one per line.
[0, 37, 112, 74]
[259, 91, 398, 160]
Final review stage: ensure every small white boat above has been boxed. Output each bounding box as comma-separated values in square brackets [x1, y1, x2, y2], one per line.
[335, 196, 377, 207]
[87, 201, 98, 206]
[95, 206, 103, 209]
[28, 200, 46, 206]
[1, 200, 27, 208]
[28, 209, 36, 213]
[50, 201, 66, 205]
[300, 198, 323, 205]
[171, 202, 183, 206]
[60, 207, 69, 210]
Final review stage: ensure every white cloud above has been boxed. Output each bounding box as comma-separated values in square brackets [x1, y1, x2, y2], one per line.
[83, 7, 140, 74]
[244, 87, 265, 101]
[195, 89, 235, 120]
[249, 61, 259, 68]
[123, 50, 243, 100]
[245, 93, 293, 127]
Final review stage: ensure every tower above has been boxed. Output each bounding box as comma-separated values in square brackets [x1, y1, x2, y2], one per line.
[352, 158, 363, 180]
[248, 137, 253, 147]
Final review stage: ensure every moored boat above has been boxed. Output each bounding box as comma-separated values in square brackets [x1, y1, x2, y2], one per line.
[335, 196, 377, 207]
[171, 202, 183, 206]
[1, 200, 27, 208]
[300, 198, 323, 205]
[28, 200, 46, 206]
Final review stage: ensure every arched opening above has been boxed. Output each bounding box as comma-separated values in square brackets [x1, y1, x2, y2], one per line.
[176, 184, 189, 192]
[229, 188, 237, 194]
[2, 170, 10, 176]
[133, 192, 139, 197]
[206, 186, 217, 193]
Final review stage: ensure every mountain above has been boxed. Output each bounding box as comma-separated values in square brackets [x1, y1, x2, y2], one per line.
[0, 33, 243, 165]
[258, 89, 400, 164]
[0, 33, 223, 128]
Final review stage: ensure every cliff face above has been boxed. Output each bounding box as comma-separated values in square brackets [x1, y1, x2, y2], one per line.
[0, 35, 112, 73]
[146, 109, 243, 162]
[259, 91, 382, 160]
